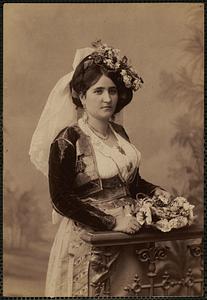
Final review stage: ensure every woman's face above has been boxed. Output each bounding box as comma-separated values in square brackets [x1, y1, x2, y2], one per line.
[81, 75, 118, 121]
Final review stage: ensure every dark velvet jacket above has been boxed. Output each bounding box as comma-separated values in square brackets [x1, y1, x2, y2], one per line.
[48, 122, 158, 231]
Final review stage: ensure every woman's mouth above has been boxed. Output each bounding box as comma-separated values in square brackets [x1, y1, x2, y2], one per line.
[102, 106, 112, 110]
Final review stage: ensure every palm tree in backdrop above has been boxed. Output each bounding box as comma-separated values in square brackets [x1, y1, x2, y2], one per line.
[159, 6, 203, 221]
[158, 6, 203, 296]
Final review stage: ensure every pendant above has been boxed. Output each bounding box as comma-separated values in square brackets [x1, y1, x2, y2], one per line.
[127, 162, 133, 172]
[117, 145, 126, 155]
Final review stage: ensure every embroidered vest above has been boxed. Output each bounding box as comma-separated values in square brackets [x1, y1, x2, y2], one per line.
[74, 129, 103, 197]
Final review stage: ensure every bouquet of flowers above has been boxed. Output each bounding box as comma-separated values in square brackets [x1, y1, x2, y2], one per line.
[135, 194, 195, 232]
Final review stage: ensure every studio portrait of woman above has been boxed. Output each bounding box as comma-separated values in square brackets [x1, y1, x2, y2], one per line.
[4, 3, 203, 297]
[29, 40, 197, 297]
[30, 41, 170, 296]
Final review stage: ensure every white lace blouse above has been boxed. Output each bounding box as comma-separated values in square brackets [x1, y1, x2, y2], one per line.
[78, 118, 141, 182]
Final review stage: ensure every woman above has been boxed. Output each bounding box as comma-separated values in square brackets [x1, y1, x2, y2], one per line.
[29, 41, 170, 297]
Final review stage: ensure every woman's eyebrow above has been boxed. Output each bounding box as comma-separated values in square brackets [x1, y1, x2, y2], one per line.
[93, 86, 104, 90]
[93, 86, 117, 90]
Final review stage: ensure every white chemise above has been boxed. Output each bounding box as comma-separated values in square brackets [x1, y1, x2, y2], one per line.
[78, 118, 141, 182]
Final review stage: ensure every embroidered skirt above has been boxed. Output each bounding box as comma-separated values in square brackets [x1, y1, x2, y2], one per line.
[45, 194, 146, 297]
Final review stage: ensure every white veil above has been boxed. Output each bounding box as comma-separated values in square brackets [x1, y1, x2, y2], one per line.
[29, 47, 94, 177]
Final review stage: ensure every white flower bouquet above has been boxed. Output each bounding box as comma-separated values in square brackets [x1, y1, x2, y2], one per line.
[135, 194, 195, 232]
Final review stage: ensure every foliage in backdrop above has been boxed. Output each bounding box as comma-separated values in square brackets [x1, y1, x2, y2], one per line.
[159, 6, 203, 222]
[157, 6, 203, 296]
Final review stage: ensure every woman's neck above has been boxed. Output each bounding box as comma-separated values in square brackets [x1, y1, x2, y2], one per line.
[87, 116, 109, 136]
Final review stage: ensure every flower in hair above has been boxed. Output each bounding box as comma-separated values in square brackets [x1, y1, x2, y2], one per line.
[89, 40, 144, 91]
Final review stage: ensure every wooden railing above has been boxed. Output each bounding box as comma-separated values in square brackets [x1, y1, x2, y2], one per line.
[81, 224, 203, 297]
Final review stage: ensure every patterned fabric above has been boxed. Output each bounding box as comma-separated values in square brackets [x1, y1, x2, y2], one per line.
[45, 218, 91, 296]
[45, 195, 143, 297]
[46, 120, 159, 296]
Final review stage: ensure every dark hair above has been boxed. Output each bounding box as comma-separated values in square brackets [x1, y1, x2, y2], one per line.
[70, 55, 133, 114]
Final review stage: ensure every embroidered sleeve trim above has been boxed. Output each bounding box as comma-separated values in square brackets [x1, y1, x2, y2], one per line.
[57, 138, 75, 161]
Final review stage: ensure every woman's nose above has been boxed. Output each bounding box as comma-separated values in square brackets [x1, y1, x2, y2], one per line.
[103, 91, 111, 102]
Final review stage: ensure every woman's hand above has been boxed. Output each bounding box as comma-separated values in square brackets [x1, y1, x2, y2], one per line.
[113, 215, 141, 234]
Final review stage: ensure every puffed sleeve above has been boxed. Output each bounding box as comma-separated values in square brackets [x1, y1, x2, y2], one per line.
[48, 136, 116, 231]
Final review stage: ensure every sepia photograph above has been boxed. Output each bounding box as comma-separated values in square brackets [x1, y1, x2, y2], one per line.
[3, 3, 204, 297]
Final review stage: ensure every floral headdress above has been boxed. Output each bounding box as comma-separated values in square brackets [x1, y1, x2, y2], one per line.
[86, 40, 143, 91]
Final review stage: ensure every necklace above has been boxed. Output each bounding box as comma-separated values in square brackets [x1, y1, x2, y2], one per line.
[87, 122, 110, 140]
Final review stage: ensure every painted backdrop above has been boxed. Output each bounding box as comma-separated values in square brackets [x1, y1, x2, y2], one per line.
[3, 3, 203, 296]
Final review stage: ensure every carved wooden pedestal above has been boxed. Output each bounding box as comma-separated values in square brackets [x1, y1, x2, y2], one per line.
[81, 224, 203, 297]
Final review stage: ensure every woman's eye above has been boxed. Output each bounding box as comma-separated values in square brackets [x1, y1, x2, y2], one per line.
[93, 88, 117, 95]
[94, 89, 103, 95]
[109, 88, 118, 95]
